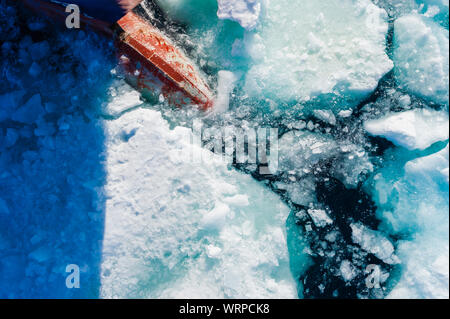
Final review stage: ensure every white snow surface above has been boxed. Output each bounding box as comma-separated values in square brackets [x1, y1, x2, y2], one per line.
[244, 0, 393, 110]
[379, 146, 449, 299]
[394, 13, 449, 105]
[217, 0, 261, 29]
[99, 108, 306, 298]
[364, 108, 449, 150]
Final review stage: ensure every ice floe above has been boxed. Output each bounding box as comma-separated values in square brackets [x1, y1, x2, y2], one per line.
[99, 108, 307, 298]
[394, 13, 449, 105]
[364, 108, 449, 150]
[370, 144, 449, 298]
[350, 223, 399, 265]
[278, 130, 373, 189]
[217, 0, 261, 29]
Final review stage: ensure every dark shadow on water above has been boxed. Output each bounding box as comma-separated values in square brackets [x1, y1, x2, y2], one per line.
[0, 3, 114, 298]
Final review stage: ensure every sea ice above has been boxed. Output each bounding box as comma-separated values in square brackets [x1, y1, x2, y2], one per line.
[340, 260, 357, 282]
[244, 0, 393, 111]
[102, 80, 143, 117]
[217, 0, 261, 29]
[99, 108, 308, 298]
[307, 209, 333, 228]
[371, 145, 449, 298]
[278, 130, 373, 189]
[418, 0, 449, 27]
[350, 223, 399, 265]
[364, 108, 449, 150]
[11, 94, 44, 124]
[393, 13, 449, 105]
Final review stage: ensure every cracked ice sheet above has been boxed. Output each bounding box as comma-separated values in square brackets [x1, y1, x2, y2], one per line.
[100, 108, 306, 299]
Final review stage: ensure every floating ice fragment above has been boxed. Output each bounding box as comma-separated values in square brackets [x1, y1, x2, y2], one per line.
[11, 94, 44, 124]
[28, 62, 42, 77]
[380, 146, 449, 298]
[103, 81, 142, 117]
[5, 129, 19, 147]
[0, 90, 25, 121]
[340, 260, 357, 282]
[405, 144, 449, 182]
[351, 223, 399, 264]
[29, 247, 51, 263]
[364, 108, 449, 150]
[201, 202, 231, 231]
[244, 0, 393, 111]
[217, 0, 261, 29]
[313, 110, 337, 126]
[307, 209, 333, 228]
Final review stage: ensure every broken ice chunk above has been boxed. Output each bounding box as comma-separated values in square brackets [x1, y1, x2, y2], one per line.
[340, 260, 357, 282]
[5, 129, 19, 147]
[364, 108, 449, 150]
[103, 81, 142, 117]
[378, 146, 449, 298]
[11, 94, 44, 124]
[394, 13, 449, 105]
[406, 144, 449, 185]
[313, 109, 337, 126]
[307, 209, 333, 228]
[201, 202, 231, 231]
[0, 90, 25, 121]
[217, 0, 261, 30]
[244, 0, 393, 111]
[28, 62, 42, 77]
[100, 108, 306, 299]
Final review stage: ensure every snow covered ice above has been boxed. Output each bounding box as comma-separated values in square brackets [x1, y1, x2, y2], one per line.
[243, 0, 393, 112]
[1, 0, 449, 300]
[217, 0, 261, 29]
[364, 108, 449, 150]
[370, 145, 449, 299]
[367, 108, 449, 298]
[99, 108, 305, 298]
[393, 13, 449, 106]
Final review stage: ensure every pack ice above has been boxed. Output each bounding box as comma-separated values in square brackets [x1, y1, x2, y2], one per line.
[394, 13, 449, 106]
[364, 108, 449, 150]
[366, 109, 449, 298]
[99, 108, 307, 298]
[242, 0, 393, 111]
